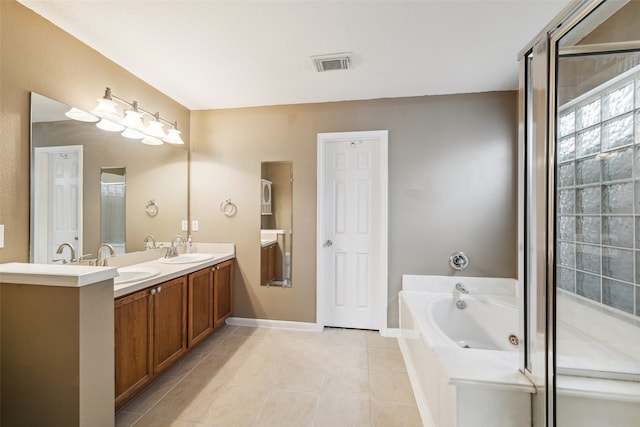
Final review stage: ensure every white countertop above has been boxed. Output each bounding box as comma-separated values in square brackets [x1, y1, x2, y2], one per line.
[112, 243, 235, 298]
[0, 243, 235, 297]
[0, 262, 118, 287]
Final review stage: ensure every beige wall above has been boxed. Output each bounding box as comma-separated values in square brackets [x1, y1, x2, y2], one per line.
[0, 0, 190, 264]
[1, 1, 517, 332]
[191, 92, 518, 327]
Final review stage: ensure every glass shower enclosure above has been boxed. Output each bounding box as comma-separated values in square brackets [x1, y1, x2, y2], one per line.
[519, 0, 640, 426]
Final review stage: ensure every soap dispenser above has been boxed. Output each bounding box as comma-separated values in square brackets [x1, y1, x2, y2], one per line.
[186, 234, 193, 253]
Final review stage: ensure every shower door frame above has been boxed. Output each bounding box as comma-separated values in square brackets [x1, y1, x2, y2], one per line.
[518, 0, 638, 426]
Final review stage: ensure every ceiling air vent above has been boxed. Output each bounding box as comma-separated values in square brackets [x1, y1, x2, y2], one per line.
[311, 53, 352, 72]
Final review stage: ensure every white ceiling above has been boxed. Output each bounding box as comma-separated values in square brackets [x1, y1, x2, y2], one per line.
[18, 0, 571, 110]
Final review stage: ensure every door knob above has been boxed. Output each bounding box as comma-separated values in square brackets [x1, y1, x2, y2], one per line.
[323, 240, 333, 247]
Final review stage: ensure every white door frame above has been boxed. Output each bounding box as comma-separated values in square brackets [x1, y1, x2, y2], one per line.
[316, 130, 388, 334]
[32, 145, 83, 263]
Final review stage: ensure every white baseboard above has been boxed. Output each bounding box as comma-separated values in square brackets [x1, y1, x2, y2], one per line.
[381, 327, 401, 338]
[225, 317, 323, 332]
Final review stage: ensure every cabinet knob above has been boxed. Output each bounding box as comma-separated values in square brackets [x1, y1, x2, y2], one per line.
[150, 288, 157, 295]
[157, 286, 162, 293]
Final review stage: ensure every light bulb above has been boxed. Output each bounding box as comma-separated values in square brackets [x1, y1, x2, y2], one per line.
[91, 98, 122, 123]
[120, 110, 144, 131]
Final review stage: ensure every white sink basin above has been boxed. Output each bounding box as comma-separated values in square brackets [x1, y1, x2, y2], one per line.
[158, 253, 216, 264]
[115, 267, 160, 285]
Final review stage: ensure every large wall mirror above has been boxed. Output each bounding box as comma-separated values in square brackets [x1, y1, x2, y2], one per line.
[260, 161, 293, 287]
[30, 93, 188, 263]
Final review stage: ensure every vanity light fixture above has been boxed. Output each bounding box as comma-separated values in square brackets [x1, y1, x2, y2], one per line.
[163, 122, 185, 145]
[144, 113, 166, 138]
[64, 107, 99, 122]
[75, 87, 186, 146]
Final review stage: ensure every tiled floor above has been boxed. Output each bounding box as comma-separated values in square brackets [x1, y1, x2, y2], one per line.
[116, 325, 422, 427]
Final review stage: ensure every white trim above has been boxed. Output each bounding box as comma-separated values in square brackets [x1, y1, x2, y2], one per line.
[398, 335, 435, 427]
[380, 327, 400, 338]
[225, 317, 323, 332]
[316, 130, 389, 331]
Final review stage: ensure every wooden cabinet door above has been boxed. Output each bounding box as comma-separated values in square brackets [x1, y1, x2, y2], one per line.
[267, 244, 277, 283]
[188, 267, 214, 347]
[153, 276, 188, 374]
[213, 259, 234, 329]
[261, 245, 269, 286]
[114, 288, 153, 410]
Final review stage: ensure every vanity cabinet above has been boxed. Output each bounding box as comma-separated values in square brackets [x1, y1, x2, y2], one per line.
[213, 259, 234, 328]
[260, 243, 276, 286]
[115, 258, 234, 411]
[115, 276, 187, 410]
[188, 267, 214, 347]
[114, 287, 154, 409]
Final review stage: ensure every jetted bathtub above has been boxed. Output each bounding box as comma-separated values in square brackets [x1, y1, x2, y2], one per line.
[398, 275, 534, 427]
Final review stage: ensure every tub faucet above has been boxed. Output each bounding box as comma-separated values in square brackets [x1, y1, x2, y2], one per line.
[96, 244, 115, 266]
[55, 243, 76, 264]
[455, 282, 468, 294]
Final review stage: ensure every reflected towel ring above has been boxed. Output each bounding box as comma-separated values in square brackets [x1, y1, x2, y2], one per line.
[145, 199, 159, 217]
[220, 199, 237, 217]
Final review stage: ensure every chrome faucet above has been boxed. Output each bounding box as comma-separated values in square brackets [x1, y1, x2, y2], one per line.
[455, 282, 468, 294]
[55, 243, 76, 264]
[143, 234, 157, 250]
[166, 235, 185, 258]
[96, 244, 115, 266]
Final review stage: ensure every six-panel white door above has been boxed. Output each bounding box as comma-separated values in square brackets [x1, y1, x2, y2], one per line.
[322, 137, 381, 329]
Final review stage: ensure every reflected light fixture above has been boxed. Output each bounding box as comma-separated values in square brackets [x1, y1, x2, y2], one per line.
[163, 122, 185, 145]
[141, 136, 163, 146]
[66, 87, 186, 146]
[65, 107, 98, 122]
[96, 119, 125, 132]
[144, 113, 166, 138]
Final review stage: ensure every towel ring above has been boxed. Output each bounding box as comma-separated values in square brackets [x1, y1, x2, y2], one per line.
[220, 199, 237, 217]
[145, 199, 159, 217]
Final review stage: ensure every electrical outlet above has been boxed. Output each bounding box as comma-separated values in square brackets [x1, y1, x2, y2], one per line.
[0, 224, 4, 248]
[192, 220, 199, 231]
[181, 220, 188, 231]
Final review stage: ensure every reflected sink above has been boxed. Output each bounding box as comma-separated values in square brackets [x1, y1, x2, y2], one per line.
[115, 267, 160, 285]
[158, 253, 216, 264]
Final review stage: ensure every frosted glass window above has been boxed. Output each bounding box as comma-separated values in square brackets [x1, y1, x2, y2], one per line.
[602, 278, 634, 314]
[576, 127, 601, 158]
[557, 69, 640, 319]
[559, 111, 575, 137]
[576, 244, 601, 274]
[602, 113, 633, 150]
[636, 110, 640, 144]
[558, 267, 576, 292]
[576, 157, 600, 185]
[559, 163, 575, 187]
[559, 242, 576, 268]
[558, 136, 575, 163]
[576, 186, 599, 214]
[560, 216, 575, 241]
[602, 247, 634, 283]
[602, 216, 633, 248]
[559, 189, 575, 214]
[602, 147, 632, 182]
[603, 82, 633, 120]
[603, 183, 633, 214]
[577, 99, 601, 130]
[576, 216, 600, 244]
[576, 271, 601, 302]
